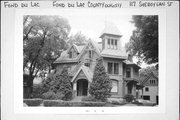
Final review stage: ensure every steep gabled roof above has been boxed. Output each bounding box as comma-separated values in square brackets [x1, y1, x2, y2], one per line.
[100, 22, 122, 38]
[54, 44, 85, 63]
[76, 39, 101, 60]
[73, 44, 84, 53]
[71, 65, 93, 82]
[140, 72, 158, 86]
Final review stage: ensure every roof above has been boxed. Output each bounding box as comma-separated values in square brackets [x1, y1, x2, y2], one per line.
[140, 72, 158, 86]
[54, 50, 78, 63]
[123, 60, 141, 69]
[71, 65, 93, 82]
[100, 22, 122, 38]
[73, 44, 84, 53]
[54, 44, 85, 63]
[101, 49, 128, 59]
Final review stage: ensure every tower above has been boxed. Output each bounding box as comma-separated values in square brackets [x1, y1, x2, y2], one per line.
[100, 22, 122, 50]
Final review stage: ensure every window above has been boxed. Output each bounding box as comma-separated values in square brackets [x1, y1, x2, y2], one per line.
[114, 63, 119, 74]
[126, 68, 131, 78]
[67, 66, 71, 73]
[107, 39, 117, 49]
[114, 40, 117, 49]
[84, 62, 90, 67]
[111, 80, 118, 92]
[108, 62, 119, 74]
[108, 39, 110, 48]
[108, 63, 113, 74]
[150, 79, 156, 84]
[143, 96, 150, 100]
[145, 87, 149, 92]
[69, 52, 72, 58]
[111, 39, 114, 49]
[89, 50, 92, 58]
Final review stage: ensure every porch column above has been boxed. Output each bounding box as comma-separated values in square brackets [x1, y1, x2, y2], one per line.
[87, 82, 90, 96]
[73, 82, 77, 96]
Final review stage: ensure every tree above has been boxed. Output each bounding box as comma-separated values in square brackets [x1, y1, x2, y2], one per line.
[51, 67, 73, 101]
[139, 66, 158, 82]
[89, 58, 112, 101]
[23, 15, 71, 96]
[67, 32, 88, 46]
[126, 15, 158, 65]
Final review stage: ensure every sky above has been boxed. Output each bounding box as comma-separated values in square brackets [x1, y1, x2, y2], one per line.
[57, 9, 149, 68]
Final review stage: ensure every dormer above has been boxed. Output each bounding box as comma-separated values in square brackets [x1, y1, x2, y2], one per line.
[67, 44, 79, 58]
[100, 22, 122, 50]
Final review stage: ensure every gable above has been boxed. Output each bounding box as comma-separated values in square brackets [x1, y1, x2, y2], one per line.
[71, 65, 93, 83]
[142, 74, 158, 86]
[77, 40, 101, 62]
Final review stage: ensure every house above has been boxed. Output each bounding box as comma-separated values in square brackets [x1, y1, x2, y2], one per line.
[137, 72, 158, 104]
[53, 23, 141, 98]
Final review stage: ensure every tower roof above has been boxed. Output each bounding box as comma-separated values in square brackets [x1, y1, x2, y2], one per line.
[100, 22, 122, 38]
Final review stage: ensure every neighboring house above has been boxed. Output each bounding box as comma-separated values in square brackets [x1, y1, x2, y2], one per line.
[137, 72, 158, 104]
[53, 23, 141, 98]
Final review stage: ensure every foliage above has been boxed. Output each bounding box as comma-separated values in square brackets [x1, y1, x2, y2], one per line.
[139, 65, 158, 79]
[123, 94, 135, 103]
[125, 15, 158, 65]
[42, 91, 63, 100]
[23, 15, 71, 94]
[41, 73, 55, 93]
[51, 67, 73, 101]
[81, 96, 99, 102]
[43, 100, 80, 107]
[23, 99, 43, 106]
[31, 84, 43, 98]
[43, 100, 106, 107]
[67, 32, 88, 46]
[89, 58, 112, 102]
[81, 102, 106, 107]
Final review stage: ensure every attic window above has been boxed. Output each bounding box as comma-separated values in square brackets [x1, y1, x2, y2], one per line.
[107, 39, 118, 49]
[108, 39, 110, 48]
[150, 79, 156, 84]
[69, 52, 72, 58]
[89, 50, 92, 58]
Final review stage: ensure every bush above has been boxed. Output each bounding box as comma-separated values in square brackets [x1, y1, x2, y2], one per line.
[81, 96, 99, 102]
[51, 68, 73, 101]
[31, 84, 43, 98]
[89, 58, 112, 102]
[81, 102, 106, 106]
[43, 100, 81, 107]
[43, 100, 106, 107]
[42, 91, 63, 100]
[123, 94, 135, 103]
[23, 99, 43, 106]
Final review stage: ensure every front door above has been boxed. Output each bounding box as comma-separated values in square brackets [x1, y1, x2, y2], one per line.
[77, 79, 88, 96]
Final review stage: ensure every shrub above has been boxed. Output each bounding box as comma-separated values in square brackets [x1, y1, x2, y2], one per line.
[123, 94, 135, 103]
[31, 84, 43, 98]
[89, 58, 112, 102]
[23, 99, 43, 106]
[81, 102, 106, 106]
[42, 91, 62, 100]
[81, 96, 98, 102]
[51, 67, 73, 101]
[43, 100, 81, 107]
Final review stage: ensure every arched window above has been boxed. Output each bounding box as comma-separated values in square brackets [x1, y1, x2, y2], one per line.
[111, 80, 118, 93]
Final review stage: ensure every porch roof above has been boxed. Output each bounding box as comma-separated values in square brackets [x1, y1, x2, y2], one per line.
[71, 65, 93, 83]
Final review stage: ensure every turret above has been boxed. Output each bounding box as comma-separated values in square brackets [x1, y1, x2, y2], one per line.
[100, 22, 122, 50]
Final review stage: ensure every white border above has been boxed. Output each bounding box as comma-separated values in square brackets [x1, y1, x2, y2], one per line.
[14, 8, 166, 114]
